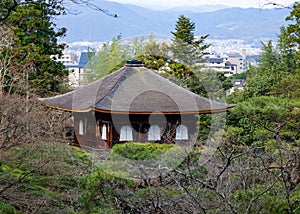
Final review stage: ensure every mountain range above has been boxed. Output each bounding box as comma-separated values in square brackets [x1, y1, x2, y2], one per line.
[57, 1, 291, 43]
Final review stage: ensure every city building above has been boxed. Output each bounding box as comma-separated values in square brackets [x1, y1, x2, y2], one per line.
[203, 57, 238, 77]
[229, 79, 246, 94]
[65, 52, 95, 87]
[222, 53, 246, 73]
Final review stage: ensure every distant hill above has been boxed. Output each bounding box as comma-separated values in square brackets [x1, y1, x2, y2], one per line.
[159, 4, 230, 13]
[57, 1, 290, 43]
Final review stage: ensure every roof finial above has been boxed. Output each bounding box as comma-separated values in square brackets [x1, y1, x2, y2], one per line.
[125, 59, 144, 67]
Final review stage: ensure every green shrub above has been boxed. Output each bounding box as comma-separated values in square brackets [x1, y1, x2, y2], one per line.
[110, 142, 176, 160]
[192, 165, 208, 179]
[0, 202, 21, 214]
[79, 167, 134, 212]
[71, 146, 90, 161]
[0, 142, 95, 213]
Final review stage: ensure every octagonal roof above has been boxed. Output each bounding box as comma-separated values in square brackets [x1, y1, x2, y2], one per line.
[40, 65, 234, 114]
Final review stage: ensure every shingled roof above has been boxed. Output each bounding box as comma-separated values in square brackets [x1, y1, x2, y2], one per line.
[40, 64, 234, 114]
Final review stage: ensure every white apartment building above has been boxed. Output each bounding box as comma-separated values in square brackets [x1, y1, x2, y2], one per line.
[59, 52, 94, 87]
[203, 57, 237, 77]
[222, 53, 246, 74]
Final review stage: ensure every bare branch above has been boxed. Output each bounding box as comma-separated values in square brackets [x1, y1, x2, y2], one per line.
[70, 0, 118, 17]
[0, 0, 119, 22]
[260, 0, 293, 9]
[217, 149, 235, 182]
[0, 162, 48, 195]
[246, 179, 278, 214]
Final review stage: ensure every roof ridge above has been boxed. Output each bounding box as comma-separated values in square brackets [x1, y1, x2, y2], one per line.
[94, 66, 133, 108]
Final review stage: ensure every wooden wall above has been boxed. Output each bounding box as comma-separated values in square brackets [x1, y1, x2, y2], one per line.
[73, 111, 198, 150]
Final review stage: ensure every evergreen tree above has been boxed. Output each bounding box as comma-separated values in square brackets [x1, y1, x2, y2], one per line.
[171, 15, 209, 66]
[276, 26, 297, 73]
[136, 35, 169, 70]
[228, 26, 299, 103]
[5, 1, 68, 96]
[164, 15, 212, 97]
[285, 2, 300, 66]
[85, 35, 129, 83]
[171, 15, 196, 45]
[258, 40, 279, 70]
[229, 41, 282, 101]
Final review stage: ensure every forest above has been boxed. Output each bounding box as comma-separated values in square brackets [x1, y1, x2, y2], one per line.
[0, 0, 300, 213]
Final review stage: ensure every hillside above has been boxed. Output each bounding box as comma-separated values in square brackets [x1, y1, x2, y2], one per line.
[57, 1, 290, 42]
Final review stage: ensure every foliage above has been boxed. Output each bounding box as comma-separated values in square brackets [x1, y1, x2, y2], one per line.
[222, 5, 300, 212]
[270, 69, 300, 98]
[0, 95, 69, 149]
[164, 15, 231, 101]
[230, 70, 248, 80]
[110, 142, 175, 160]
[85, 16, 219, 104]
[0, 0, 118, 95]
[0, 0, 115, 22]
[136, 35, 169, 70]
[2, 2, 300, 213]
[0, 202, 21, 214]
[0, 142, 93, 213]
[160, 62, 208, 97]
[226, 96, 300, 146]
[85, 35, 129, 83]
[170, 15, 210, 66]
[277, 26, 297, 73]
[79, 167, 134, 213]
[4, 1, 68, 96]
[228, 38, 298, 103]
[0, 0, 68, 96]
[1, 139, 300, 213]
[241, 41, 282, 98]
[285, 2, 300, 66]
[197, 111, 227, 143]
[171, 15, 196, 45]
[86, 34, 170, 84]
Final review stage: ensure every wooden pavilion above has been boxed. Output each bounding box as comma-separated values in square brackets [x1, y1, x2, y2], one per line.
[40, 60, 234, 150]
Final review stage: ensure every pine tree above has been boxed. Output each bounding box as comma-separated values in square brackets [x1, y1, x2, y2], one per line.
[285, 2, 300, 66]
[277, 26, 297, 73]
[136, 34, 169, 70]
[171, 15, 196, 45]
[6, 1, 68, 96]
[164, 15, 211, 96]
[171, 15, 209, 66]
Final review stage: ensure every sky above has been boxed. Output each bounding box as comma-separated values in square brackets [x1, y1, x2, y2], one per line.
[106, 0, 297, 9]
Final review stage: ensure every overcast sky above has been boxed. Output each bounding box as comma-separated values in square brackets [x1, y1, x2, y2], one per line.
[107, 0, 297, 9]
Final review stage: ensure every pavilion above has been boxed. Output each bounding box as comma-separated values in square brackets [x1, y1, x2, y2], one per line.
[40, 60, 234, 150]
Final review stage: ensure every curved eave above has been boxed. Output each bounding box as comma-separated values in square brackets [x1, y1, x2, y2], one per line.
[43, 104, 236, 115]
